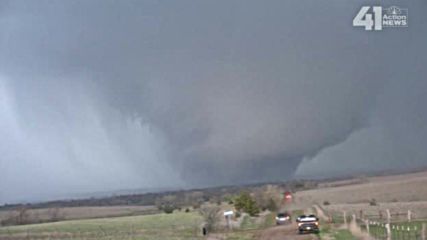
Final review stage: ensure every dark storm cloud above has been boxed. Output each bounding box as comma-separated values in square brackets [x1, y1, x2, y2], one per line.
[0, 0, 426, 203]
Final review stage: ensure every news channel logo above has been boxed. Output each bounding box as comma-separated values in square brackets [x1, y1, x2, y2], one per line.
[353, 6, 408, 31]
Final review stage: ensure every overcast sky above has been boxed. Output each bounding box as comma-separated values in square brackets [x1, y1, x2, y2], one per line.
[0, 0, 426, 204]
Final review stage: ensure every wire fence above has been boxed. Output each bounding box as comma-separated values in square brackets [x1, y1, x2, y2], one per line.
[361, 220, 425, 240]
[325, 208, 427, 240]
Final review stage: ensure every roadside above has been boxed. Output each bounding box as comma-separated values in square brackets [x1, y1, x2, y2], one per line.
[314, 204, 372, 240]
[257, 224, 319, 240]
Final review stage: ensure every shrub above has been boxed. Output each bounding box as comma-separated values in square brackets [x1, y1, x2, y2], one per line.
[234, 192, 260, 217]
[185, 208, 190, 213]
[323, 200, 330, 206]
[266, 198, 278, 211]
[369, 198, 377, 206]
[163, 204, 175, 214]
[199, 206, 221, 232]
[0, 207, 30, 226]
[223, 194, 234, 204]
[192, 202, 201, 209]
[155, 195, 178, 213]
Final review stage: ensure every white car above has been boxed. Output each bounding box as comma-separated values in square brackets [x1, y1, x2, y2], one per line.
[276, 212, 291, 225]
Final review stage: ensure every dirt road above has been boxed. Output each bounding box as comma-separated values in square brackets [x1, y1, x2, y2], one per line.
[257, 224, 319, 240]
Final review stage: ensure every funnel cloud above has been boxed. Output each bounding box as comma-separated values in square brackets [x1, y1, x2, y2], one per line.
[0, 0, 426, 204]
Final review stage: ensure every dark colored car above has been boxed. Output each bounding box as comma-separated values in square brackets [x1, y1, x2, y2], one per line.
[275, 212, 291, 225]
[296, 214, 319, 234]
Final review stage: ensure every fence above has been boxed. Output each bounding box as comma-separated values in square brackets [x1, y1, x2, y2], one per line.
[361, 219, 425, 240]
[328, 208, 427, 240]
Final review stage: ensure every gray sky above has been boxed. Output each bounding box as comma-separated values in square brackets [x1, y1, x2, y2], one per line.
[0, 0, 426, 204]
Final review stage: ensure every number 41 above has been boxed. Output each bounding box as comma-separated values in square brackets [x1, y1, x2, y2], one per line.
[353, 6, 382, 31]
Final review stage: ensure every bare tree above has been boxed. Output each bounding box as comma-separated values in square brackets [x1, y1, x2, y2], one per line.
[199, 206, 221, 232]
[16, 207, 30, 225]
[185, 191, 204, 208]
[48, 207, 64, 222]
[252, 185, 281, 212]
[155, 195, 177, 213]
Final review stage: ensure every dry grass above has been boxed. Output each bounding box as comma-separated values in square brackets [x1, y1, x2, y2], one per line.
[324, 202, 427, 220]
[296, 171, 427, 204]
[296, 171, 427, 221]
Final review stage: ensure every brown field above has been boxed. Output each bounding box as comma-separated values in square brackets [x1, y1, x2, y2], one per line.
[296, 170, 427, 220]
[324, 201, 427, 220]
[297, 171, 427, 204]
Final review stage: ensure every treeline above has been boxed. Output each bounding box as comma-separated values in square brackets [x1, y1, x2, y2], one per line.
[0, 207, 65, 226]
[0, 180, 317, 211]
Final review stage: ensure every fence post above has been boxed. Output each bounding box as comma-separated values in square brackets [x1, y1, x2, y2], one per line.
[407, 210, 412, 222]
[365, 219, 370, 235]
[385, 209, 391, 240]
[386, 209, 391, 224]
[384, 223, 389, 240]
[406, 226, 411, 239]
[422, 223, 426, 240]
[343, 211, 347, 225]
[396, 225, 400, 240]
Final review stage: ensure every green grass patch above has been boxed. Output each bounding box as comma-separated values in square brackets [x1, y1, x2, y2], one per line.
[240, 215, 257, 230]
[332, 229, 357, 240]
[0, 212, 203, 240]
[224, 231, 256, 240]
[320, 224, 331, 234]
[261, 212, 276, 228]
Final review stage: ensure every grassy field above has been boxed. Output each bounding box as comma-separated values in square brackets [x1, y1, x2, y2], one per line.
[332, 229, 357, 240]
[0, 205, 159, 224]
[0, 208, 280, 240]
[0, 211, 203, 240]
